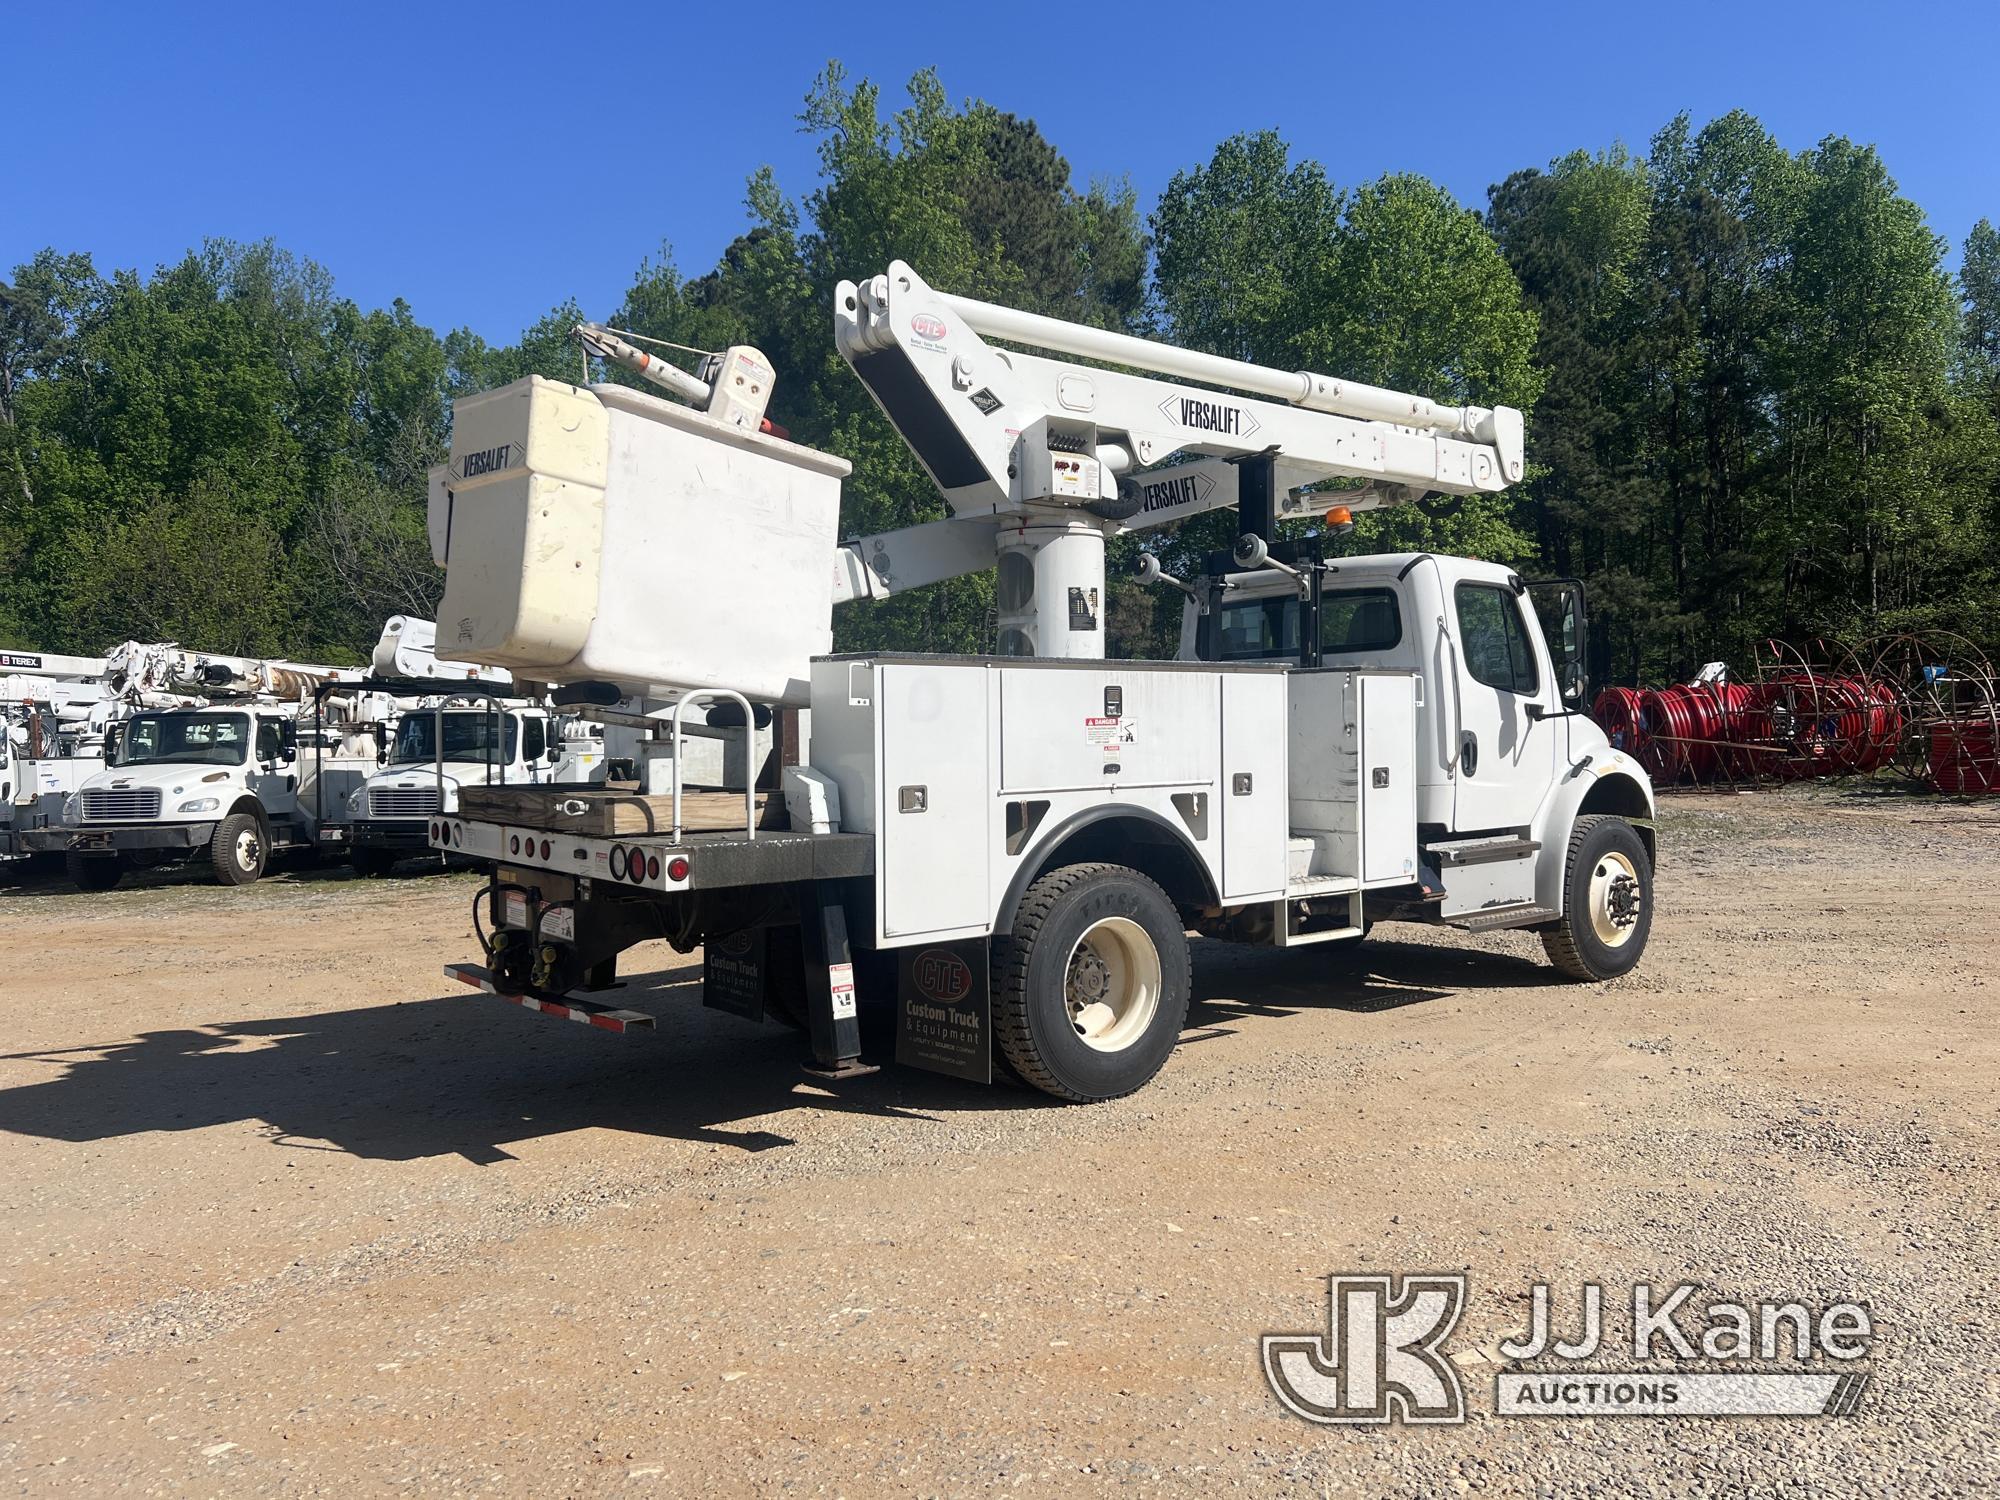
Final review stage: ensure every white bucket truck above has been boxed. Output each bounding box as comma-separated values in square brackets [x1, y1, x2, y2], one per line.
[420, 266, 1655, 1101]
[33, 646, 384, 889]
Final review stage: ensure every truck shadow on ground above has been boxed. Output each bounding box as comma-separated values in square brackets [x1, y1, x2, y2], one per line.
[0, 935, 1544, 1165]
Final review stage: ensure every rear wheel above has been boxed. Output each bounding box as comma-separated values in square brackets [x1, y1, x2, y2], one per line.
[350, 846, 399, 878]
[1541, 815, 1652, 981]
[209, 812, 267, 886]
[66, 851, 125, 892]
[992, 863, 1191, 1102]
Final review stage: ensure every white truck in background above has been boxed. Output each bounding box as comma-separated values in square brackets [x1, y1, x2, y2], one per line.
[2, 650, 111, 867]
[418, 265, 1655, 1101]
[344, 616, 605, 875]
[346, 700, 570, 875]
[30, 644, 390, 889]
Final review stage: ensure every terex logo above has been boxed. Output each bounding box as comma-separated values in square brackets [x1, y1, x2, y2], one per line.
[912, 948, 973, 1003]
[1159, 393, 1262, 439]
[1263, 1273, 1467, 1425]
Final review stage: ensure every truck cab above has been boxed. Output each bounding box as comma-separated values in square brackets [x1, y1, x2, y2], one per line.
[346, 704, 565, 875]
[1178, 542, 1654, 876]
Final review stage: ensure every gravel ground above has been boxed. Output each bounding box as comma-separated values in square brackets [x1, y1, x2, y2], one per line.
[0, 787, 1994, 1496]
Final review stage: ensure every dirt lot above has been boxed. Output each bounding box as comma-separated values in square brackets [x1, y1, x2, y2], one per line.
[1, 788, 1995, 1496]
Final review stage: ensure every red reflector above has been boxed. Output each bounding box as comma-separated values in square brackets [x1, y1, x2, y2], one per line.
[666, 855, 689, 882]
[539, 838, 551, 860]
[646, 854, 660, 880]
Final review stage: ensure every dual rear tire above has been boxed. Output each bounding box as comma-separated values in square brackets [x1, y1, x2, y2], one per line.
[992, 863, 1191, 1102]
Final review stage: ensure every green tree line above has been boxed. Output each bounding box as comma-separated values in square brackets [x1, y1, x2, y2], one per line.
[3, 69, 1996, 683]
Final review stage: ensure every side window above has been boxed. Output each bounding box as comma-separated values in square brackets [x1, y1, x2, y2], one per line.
[255, 719, 286, 762]
[1212, 596, 1300, 662]
[522, 717, 545, 760]
[1319, 588, 1403, 655]
[1454, 583, 1539, 695]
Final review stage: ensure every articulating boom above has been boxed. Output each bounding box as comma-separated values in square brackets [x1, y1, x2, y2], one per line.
[831, 261, 1524, 657]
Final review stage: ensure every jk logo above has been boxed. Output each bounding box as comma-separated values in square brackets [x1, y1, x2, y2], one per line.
[1262, 1273, 1468, 1425]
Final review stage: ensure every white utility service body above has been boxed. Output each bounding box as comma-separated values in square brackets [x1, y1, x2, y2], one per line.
[2, 652, 110, 863]
[425, 263, 1656, 1101]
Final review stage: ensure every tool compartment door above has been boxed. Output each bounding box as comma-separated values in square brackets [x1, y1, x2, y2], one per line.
[878, 663, 991, 939]
[1220, 671, 1286, 900]
[1359, 674, 1418, 883]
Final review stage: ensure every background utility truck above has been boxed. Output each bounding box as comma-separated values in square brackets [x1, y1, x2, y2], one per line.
[2, 650, 110, 866]
[423, 264, 1656, 1101]
[347, 700, 572, 875]
[344, 615, 560, 876]
[35, 648, 385, 889]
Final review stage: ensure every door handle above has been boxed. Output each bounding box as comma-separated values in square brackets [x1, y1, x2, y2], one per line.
[1459, 731, 1478, 777]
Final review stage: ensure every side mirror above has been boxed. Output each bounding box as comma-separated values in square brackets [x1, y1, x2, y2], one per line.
[1562, 659, 1587, 707]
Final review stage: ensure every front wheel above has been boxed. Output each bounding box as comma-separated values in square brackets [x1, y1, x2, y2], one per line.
[209, 812, 268, 886]
[1541, 815, 1652, 981]
[992, 863, 1191, 1102]
[66, 851, 125, 892]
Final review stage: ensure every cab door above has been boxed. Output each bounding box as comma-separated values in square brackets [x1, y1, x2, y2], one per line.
[248, 716, 301, 827]
[1448, 580, 1557, 833]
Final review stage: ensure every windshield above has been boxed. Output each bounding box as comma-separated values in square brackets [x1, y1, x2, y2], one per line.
[114, 712, 251, 767]
[391, 710, 519, 765]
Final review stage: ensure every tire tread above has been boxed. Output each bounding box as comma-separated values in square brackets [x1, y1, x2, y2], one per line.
[1540, 814, 1642, 981]
[992, 862, 1191, 1102]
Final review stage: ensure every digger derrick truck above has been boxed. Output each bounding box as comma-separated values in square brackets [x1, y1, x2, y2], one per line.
[426, 264, 1656, 1101]
[1, 651, 111, 866]
[31, 645, 387, 889]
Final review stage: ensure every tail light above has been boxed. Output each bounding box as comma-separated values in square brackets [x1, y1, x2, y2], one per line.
[609, 845, 629, 880]
[539, 838, 551, 860]
[666, 855, 690, 882]
[646, 853, 661, 881]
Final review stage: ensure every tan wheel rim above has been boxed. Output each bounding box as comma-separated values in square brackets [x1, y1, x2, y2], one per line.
[1588, 851, 1642, 947]
[1063, 916, 1162, 1053]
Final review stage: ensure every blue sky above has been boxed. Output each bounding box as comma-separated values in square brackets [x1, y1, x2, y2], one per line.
[7, 2, 1994, 343]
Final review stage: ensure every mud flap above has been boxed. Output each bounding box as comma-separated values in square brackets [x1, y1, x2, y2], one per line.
[894, 939, 992, 1084]
[701, 929, 767, 1022]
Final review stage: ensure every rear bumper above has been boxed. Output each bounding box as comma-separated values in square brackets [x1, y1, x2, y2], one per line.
[33, 821, 217, 854]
